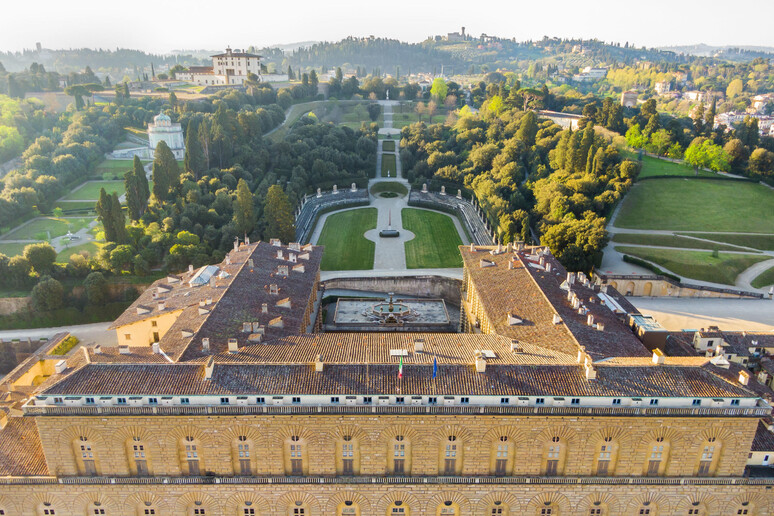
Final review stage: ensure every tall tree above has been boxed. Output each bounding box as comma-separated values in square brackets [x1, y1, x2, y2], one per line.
[184, 119, 206, 179]
[124, 156, 149, 221]
[430, 78, 448, 104]
[96, 188, 116, 242]
[262, 185, 295, 243]
[517, 111, 538, 147]
[110, 192, 127, 244]
[705, 97, 717, 136]
[152, 140, 179, 202]
[233, 178, 256, 237]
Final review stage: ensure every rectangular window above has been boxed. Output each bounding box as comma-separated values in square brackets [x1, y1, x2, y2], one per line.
[85, 397, 95, 404]
[148, 398, 158, 405]
[256, 397, 265, 404]
[292, 397, 301, 404]
[612, 398, 621, 405]
[180, 398, 190, 405]
[545, 459, 558, 475]
[500, 397, 509, 405]
[571, 398, 580, 405]
[125, 334, 131, 340]
[117, 398, 126, 405]
[220, 397, 230, 405]
[649, 399, 659, 406]
[731, 399, 740, 406]
[395, 397, 404, 404]
[54, 397, 63, 404]
[362, 396, 372, 404]
[535, 398, 545, 405]
[460, 397, 470, 404]
[330, 396, 340, 403]
[692, 399, 701, 406]
[151, 320, 157, 327]
[428, 397, 437, 404]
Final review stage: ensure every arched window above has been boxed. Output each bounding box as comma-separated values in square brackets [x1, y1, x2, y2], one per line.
[544, 436, 565, 476]
[492, 435, 512, 475]
[338, 435, 359, 475]
[389, 435, 410, 474]
[285, 435, 306, 475]
[234, 435, 254, 475]
[595, 436, 617, 476]
[697, 437, 720, 476]
[645, 437, 670, 476]
[181, 435, 201, 475]
[337, 501, 360, 516]
[75, 435, 97, 475]
[387, 501, 409, 515]
[437, 501, 458, 515]
[128, 436, 149, 476]
[439, 434, 462, 475]
[488, 501, 508, 515]
[91, 502, 107, 515]
[288, 501, 307, 516]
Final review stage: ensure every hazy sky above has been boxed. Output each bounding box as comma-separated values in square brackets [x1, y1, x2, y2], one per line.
[0, 0, 772, 53]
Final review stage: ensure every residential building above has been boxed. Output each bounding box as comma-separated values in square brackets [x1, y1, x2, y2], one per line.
[654, 81, 671, 95]
[0, 243, 771, 514]
[572, 66, 608, 82]
[175, 47, 262, 86]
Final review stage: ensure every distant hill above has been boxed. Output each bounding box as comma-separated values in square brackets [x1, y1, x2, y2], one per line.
[659, 43, 774, 59]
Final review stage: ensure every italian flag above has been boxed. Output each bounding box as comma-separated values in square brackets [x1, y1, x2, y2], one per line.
[398, 356, 403, 379]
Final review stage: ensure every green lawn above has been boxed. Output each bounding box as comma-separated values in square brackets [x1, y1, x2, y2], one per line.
[56, 241, 103, 262]
[382, 140, 395, 152]
[611, 233, 751, 252]
[370, 181, 408, 197]
[318, 208, 377, 270]
[615, 246, 768, 285]
[614, 179, 774, 232]
[402, 208, 463, 268]
[0, 242, 31, 257]
[0, 217, 94, 241]
[54, 201, 98, 213]
[751, 265, 774, 289]
[381, 154, 397, 177]
[620, 150, 715, 178]
[676, 233, 774, 251]
[95, 159, 144, 179]
[62, 181, 125, 201]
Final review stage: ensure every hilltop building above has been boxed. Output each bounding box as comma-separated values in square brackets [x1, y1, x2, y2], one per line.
[175, 47, 262, 86]
[0, 241, 772, 514]
[147, 112, 185, 159]
[572, 66, 608, 82]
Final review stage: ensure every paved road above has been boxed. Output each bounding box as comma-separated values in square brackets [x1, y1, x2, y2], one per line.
[0, 321, 117, 347]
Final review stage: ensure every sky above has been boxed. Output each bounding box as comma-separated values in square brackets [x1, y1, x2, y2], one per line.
[0, 0, 772, 53]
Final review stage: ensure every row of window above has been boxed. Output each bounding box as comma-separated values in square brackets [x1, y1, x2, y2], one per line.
[47, 395, 743, 408]
[71, 433, 724, 478]
[8, 499, 759, 516]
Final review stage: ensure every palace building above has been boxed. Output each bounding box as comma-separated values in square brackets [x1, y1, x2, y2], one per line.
[174, 48, 262, 86]
[0, 240, 772, 515]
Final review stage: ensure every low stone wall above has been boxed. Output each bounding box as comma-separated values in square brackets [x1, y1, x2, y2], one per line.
[0, 296, 31, 316]
[295, 188, 370, 243]
[594, 273, 764, 299]
[321, 275, 461, 306]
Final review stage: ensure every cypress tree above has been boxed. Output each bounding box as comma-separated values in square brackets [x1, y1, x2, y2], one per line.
[95, 188, 115, 242]
[152, 140, 179, 201]
[184, 119, 206, 179]
[233, 178, 256, 236]
[124, 156, 149, 221]
[585, 146, 595, 175]
[110, 192, 127, 244]
[262, 185, 295, 243]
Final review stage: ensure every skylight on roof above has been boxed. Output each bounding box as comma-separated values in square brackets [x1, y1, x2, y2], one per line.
[188, 265, 220, 287]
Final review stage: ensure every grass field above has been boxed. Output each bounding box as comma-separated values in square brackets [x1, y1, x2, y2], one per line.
[56, 241, 103, 262]
[391, 112, 448, 129]
[676, 233, 774, 251]
[0, 242, 29, 257]
[381, 154, 397, 177]
[62, 181, 125, 201]
[611, 233, 750, 252]
[382, 140, 395, 152]
[370, 181, 408, 197]
[267, 101, 328, 142]
[95, 159, 146, 179]
[751, 265, 774, 288]
[620, 150, 715, 178]
[55, 201, 97, 213]
[318, 208, 377, 270]
[615, 246, 768, 285]
[0, 217, 94, 241]
[614, 179, 774, 232]
[402, 208, 463, 268]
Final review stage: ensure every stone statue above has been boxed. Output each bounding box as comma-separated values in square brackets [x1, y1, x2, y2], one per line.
[351, 182, 357, 192]
[422, 183, 428, 193]
[333, 184, 338, 194]
[316, 188, 322, 198]
[440, 186, 446, 195]
[456, 189, 462, 199]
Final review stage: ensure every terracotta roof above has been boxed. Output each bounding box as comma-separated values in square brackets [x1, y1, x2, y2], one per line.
[0, 417, 47, 476]
[41, 362, 756, 399]
[752, 419, 774, 452]
[211, 52, 261, 58]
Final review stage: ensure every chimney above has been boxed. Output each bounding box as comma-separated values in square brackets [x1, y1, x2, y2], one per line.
[475, 354, 486, 373]
[209, 276, 216, 288]
[314, 354, 324, 372]
[234, 239, 239, 252]
[506, 242, 512, 253]
[585, 363, 597, 380]
[511, 340, 523, 353]
[204, 356, 215, 380]
[508, 260, 513, 270]
[597, 322, 605, 332]
[152, 342, 160, 354]
[55, 360, 67, 374]
[652, 349, 665, 365]
[245, 237, 250, 245]
[469, 243, 475, 252]
[586, 314, 595, 327]
[228, 338, 239, 353]
[157, 302, 165, 311]
[188, 264, 194, 274]
[277, 249, 284, 260]
[414, 338, 424, 353]
[119, 345, 131, 355]
[248, 258, 254, 267]
[262, 303, 268, 313]
[552, 313, 562, 325]
[202, 338, 210, 352]
[225, 255, 231, 265]
[546, 262, 553, 273]
[567, 272, 575, 285]
[243, 322, 253, 333]
[539, 256, 545, 266]
[93, 344, 102, 354]
[739, 370, 751, 386]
